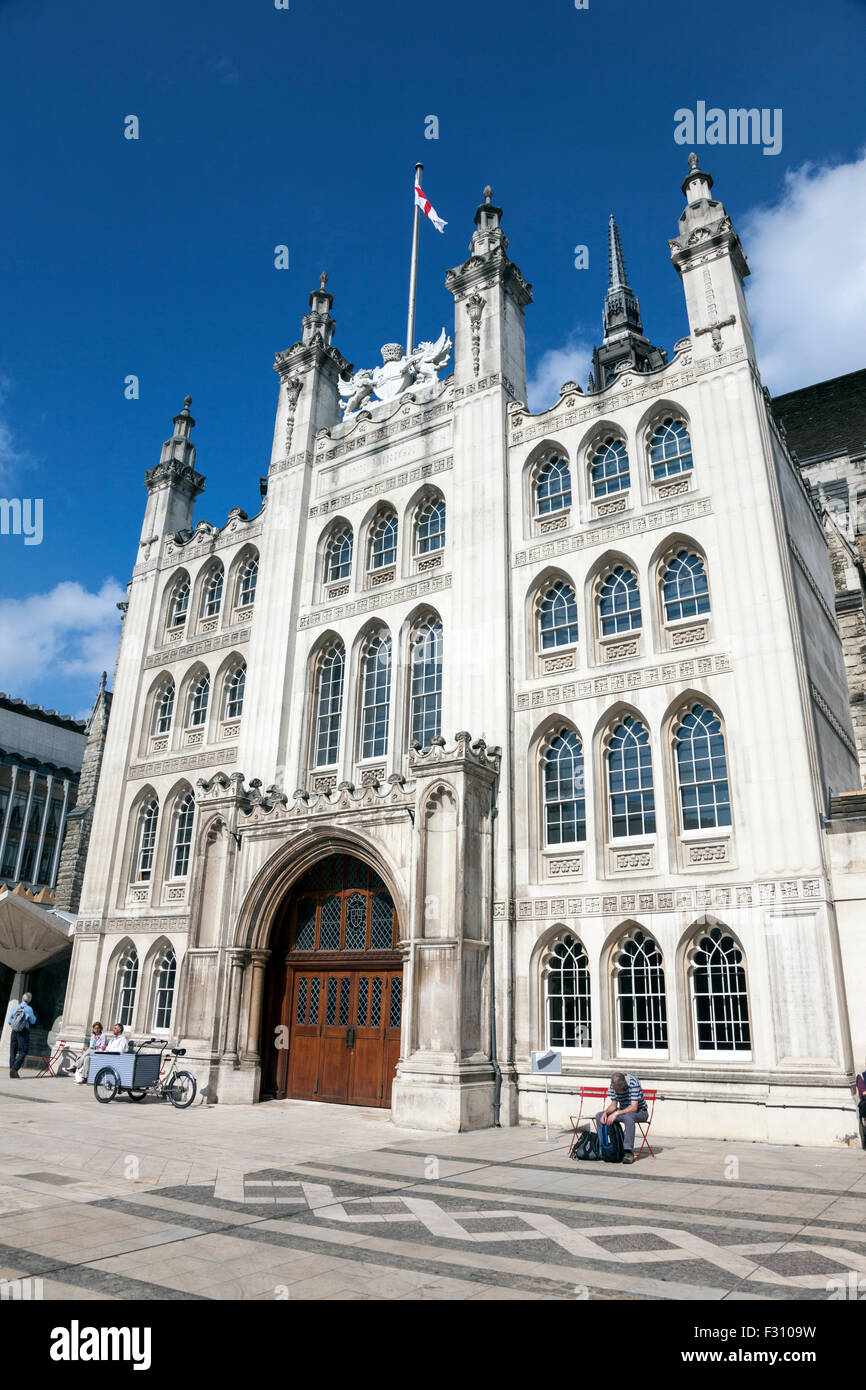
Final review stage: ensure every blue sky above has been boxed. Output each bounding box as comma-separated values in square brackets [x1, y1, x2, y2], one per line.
[1, 0, 865, 718]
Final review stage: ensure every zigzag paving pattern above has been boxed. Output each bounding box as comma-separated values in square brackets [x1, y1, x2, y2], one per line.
[0, 1076, 864, 1301]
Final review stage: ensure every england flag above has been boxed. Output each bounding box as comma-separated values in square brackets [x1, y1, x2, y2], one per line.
[414, 182, 447, 233]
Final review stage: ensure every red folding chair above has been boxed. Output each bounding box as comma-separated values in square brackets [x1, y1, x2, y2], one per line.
[35, 1039, 69, 1078]
[569, 1084, 658, 1159]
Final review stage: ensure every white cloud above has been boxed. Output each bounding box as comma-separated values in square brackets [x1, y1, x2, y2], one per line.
[0, 376, 27, 484]
[527, 335, 594, 413]
[743, 150, 866, 393]
[0, 579, 125, 695]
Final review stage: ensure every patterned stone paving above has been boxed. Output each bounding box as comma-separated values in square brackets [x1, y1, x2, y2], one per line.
[0, 1075, 864, 1301]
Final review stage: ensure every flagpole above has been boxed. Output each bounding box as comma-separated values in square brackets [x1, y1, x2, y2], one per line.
[406, 161, 423, 356]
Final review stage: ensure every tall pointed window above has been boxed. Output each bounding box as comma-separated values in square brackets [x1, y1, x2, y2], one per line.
[369, 511, 398, 570]
[591, 437, 630, 497]
[326, 526, 353, 583]
[117, 948, 139, 1029]
[535, 458, 572, 515]
[607, 716, 655, 838]
[674, 704, 731, 831]
[415, 497, 446, 555]
[598, 566, 641, 636]
[134, 797, 159, 882]
[188, 674, 210, 728]
[154, 681, 175, 735]
[689, 926, 750, 1052]
[538, 581, 579, 649]
[237, 556, 258, 607]
[171, 792, 195, 878]
[614, 929, 668, 1051]
[543, 730, 586, 845]
[409, 617, 443, 750]
[649, 418, 693, 480]
[202, 565, 224, 618]
[224, 662, 246, 720]
[545, 935, 591, 1050]
[168, 579, 189, 629]
[360, 632, 392, 760]
[662, 551, 710, 623]
[152, 947, 177, 1031]
[314, 643, 345, 767]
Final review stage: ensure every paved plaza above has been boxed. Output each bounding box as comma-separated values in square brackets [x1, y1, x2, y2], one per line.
[1, 1076, 865, 1301]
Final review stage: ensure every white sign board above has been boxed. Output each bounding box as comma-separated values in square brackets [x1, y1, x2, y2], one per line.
[531, 1049, 562, 1075]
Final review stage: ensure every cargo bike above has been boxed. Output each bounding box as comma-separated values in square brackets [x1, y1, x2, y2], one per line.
[91, 1036, 197, 1108]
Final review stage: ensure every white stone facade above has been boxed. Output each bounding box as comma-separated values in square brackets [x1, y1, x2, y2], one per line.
[62, 159, 864, 1142]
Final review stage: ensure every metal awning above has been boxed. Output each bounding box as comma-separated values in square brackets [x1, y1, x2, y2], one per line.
[0, 888, 73, 971]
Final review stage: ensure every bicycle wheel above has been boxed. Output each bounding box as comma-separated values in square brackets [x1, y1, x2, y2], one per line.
[167, 1070, 197, 1109]
[93, 1068, 119, 1104]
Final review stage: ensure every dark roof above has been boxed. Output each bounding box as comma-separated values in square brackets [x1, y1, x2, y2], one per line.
[771, 368, 866, 463]
[0, 693, 86, 735]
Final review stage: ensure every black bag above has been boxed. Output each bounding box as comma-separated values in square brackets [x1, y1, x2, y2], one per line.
[598, 1120, 624, 1163]
[572, 1129, 600, 1161]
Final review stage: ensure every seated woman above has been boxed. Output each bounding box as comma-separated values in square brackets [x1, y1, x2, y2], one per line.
[73, 1021, 107, 1084]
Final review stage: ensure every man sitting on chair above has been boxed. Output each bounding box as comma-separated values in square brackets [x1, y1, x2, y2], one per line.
[596, 1071, 648, 1165]
[104, 1023, 130, 1053]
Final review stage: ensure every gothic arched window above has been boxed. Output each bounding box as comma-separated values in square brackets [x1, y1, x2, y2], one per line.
[607, 716, 655, 838]
[661, 550, 710, 624]
[369, 512, 398, 571]
[538, 581, 579, 650]
[543, 729, 586, 845]
[314, 643, 345, 767]
[409, 617, 443, 750]
[134, 798, 159, 882]
[154, 681, 175, 735]
[649, 417, 693, 481]
[168, 579, 189, 629]
[188, 674, 210, 728]
[591, 437, 630, 498]
[415, 497, 446, 555]
[545, 935, 591, 1050]
[598, 566, 642, 636]
[171, 792, 195, 878]
[674, 704, 731, 831]
[116, 948, 139, 1029]
[535, 458, 572, 515]
[237, 556, 258, 607]
[202, 565, 224, 618]
[614, 929, 667, 1050]
[224, 663, 246, 720]
[689, 926, 750, 1052]
[152, 947, 177, 1031]
[326, 526, 353, 583]
[360, 632, 392, 760]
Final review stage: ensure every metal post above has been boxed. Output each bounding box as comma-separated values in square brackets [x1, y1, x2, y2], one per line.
[406, 162, 423, 356]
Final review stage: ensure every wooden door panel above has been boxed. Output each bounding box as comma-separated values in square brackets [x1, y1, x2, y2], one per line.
[317, 974, 351, 1103]
[287, 974, 321, 1101]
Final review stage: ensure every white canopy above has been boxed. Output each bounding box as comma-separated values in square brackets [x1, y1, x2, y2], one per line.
[0, 888, 73, 971]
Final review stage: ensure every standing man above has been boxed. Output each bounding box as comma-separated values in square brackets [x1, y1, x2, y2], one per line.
[596, 1071, 648, 1165]
[8, 993, 36, 1078]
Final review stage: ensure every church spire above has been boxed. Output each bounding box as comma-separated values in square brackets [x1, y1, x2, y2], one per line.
[591, 215, 667, 391]
[602, 215, 643, 338]
[608, 214, 628, 291]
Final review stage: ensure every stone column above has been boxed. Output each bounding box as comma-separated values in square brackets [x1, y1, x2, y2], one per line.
[33, 773, 54, 888]
[0, 764, 20, 872]
[243, 950, 271, 1061]
[222, 949, 248, 1062]
[48, 779, 71, 889]
[13, 769, 37, 882]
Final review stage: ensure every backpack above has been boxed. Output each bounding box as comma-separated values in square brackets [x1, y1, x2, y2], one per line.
[597, 1120, 624, 1163]
[10, 1006, 29, 1033]
[572, 1129, 600, 1162]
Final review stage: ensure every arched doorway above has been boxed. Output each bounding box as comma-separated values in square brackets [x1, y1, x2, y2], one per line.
[260, 852, 403, 1107]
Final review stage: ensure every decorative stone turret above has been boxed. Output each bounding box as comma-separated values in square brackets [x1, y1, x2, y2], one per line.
[668, 153, 756, 366]
[270, 271, 353, 461]
[141, 397, 205, 546]
[53, 673, 112, 913]
[446, 186, 531, 396]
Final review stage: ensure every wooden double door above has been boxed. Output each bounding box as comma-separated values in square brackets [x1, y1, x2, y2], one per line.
[260, 852, 404, 1108]
[284, 968, 402, 1107]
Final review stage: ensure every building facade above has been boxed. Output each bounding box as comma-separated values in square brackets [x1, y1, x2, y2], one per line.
[62, 156, 865, 1142]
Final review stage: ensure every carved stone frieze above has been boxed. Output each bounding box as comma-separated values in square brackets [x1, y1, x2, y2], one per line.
[299, 572, 451, 630]
[516, 652, 732, 710]
[514, 497, 712, 568]
[309, 456, 453, 518]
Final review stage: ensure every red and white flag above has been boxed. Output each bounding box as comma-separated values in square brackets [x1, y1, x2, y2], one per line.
[414, 182, 447, 234]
